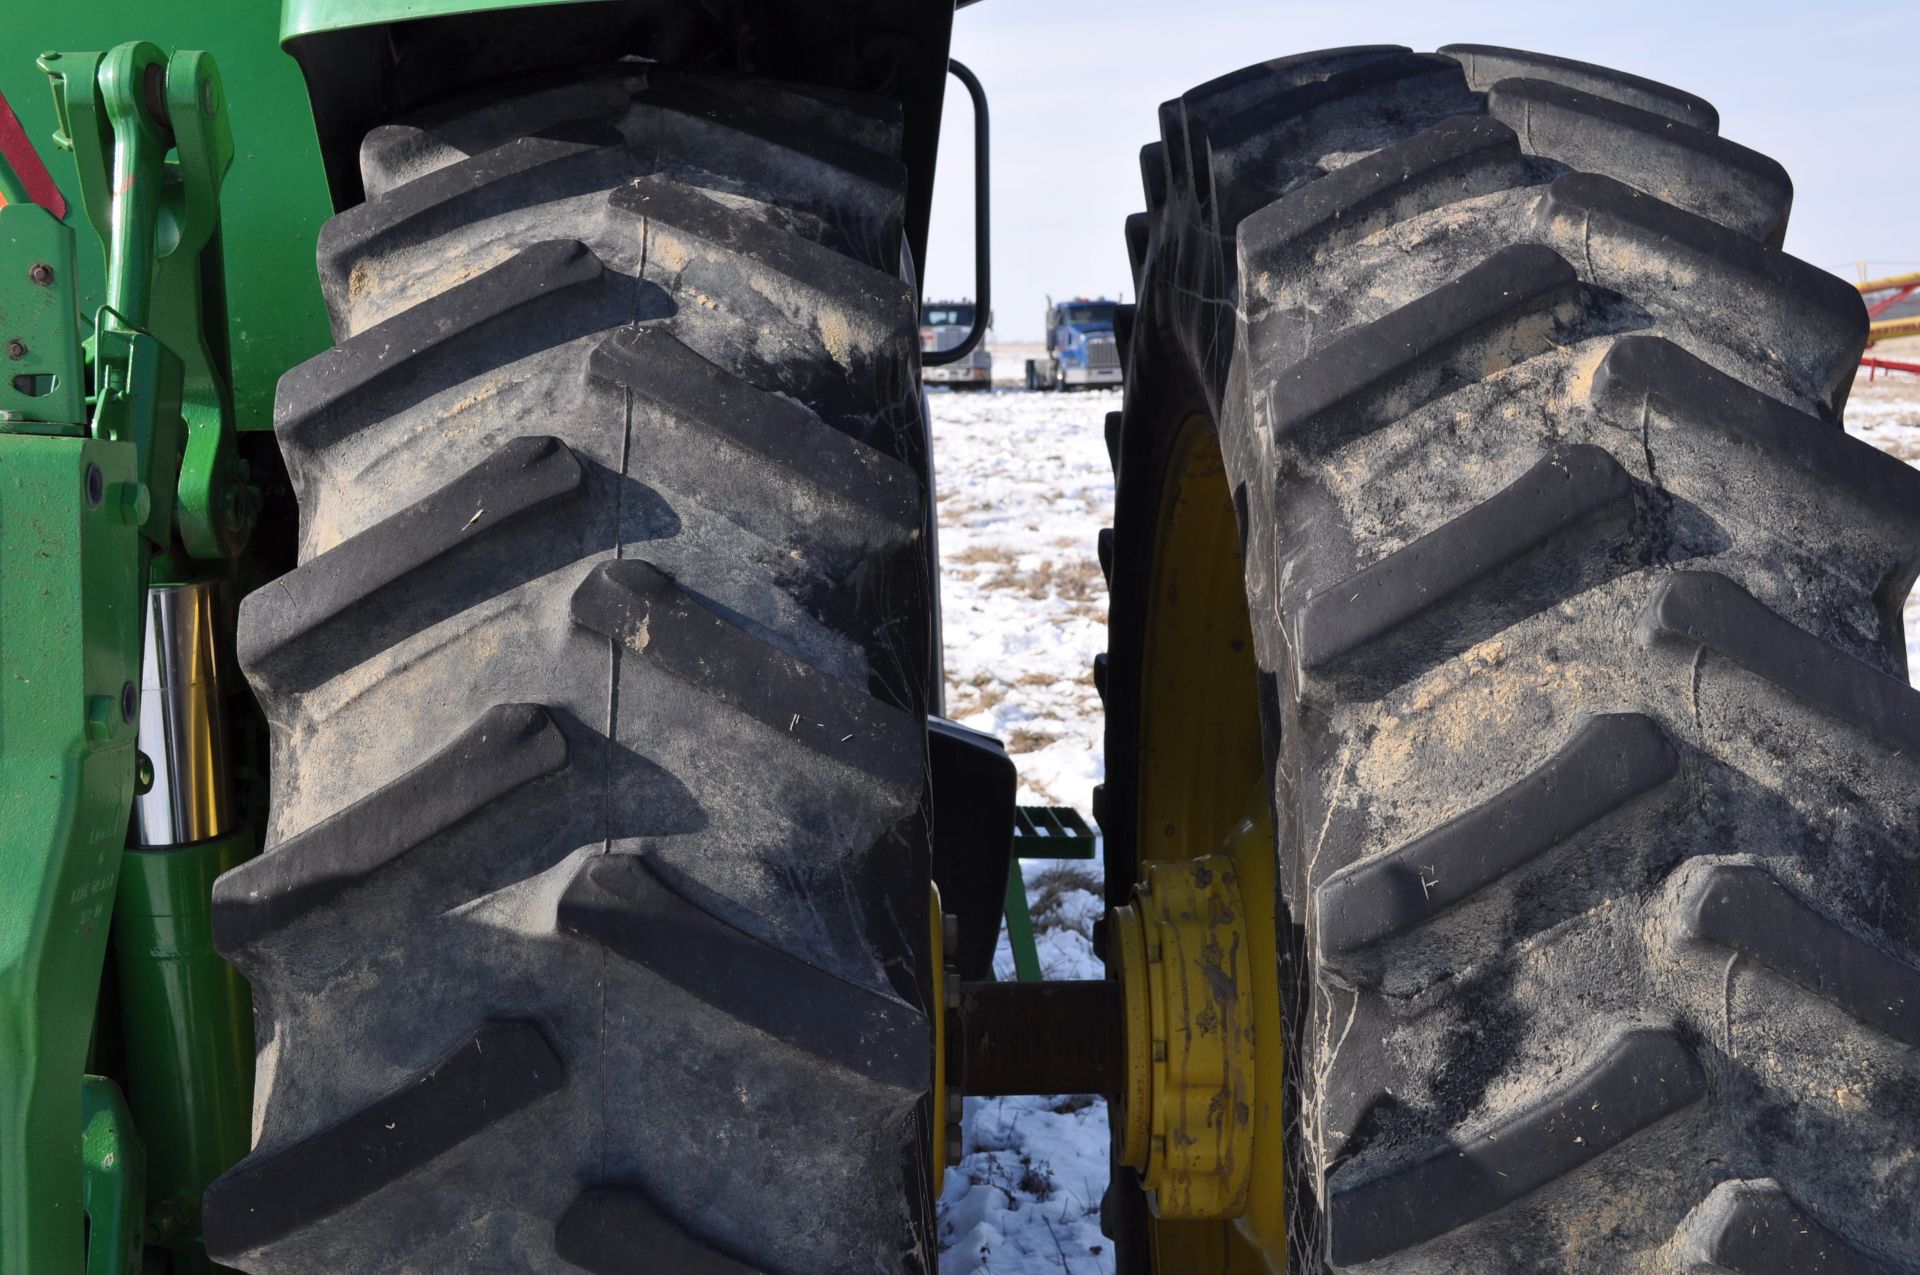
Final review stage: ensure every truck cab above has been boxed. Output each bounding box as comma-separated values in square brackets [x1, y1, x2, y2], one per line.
[920, 298, 993, 389]
[1030, 297, 1122, 390]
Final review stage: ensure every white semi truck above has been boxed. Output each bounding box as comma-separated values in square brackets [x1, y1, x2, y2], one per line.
[920, 299, 994, 389]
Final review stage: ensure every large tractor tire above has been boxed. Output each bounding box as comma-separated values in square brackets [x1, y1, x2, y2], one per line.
[201, 66, 938, 1273]
[1103, 45, 1920, 1273]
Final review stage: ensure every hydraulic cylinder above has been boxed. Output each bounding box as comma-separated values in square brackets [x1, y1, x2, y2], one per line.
[115, 580, 253, 1272]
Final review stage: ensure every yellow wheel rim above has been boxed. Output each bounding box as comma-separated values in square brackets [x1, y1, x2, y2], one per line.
[1131, 414, 1285, 1272]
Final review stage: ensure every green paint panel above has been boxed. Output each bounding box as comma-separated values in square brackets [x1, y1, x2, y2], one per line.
[282, 0, 590, 41]
[0, 4, 332, 430]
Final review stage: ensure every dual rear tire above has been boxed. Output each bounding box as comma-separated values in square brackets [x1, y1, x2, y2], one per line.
[1104, 42, 1919, 1274]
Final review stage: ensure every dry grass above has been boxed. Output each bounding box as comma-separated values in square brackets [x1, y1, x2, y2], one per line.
[998, 558, 1104, 604]
[944, 546, 1106, 605]
[1025, 861, 1102, 938]
[947, 671, 1010, 717]
[1005, 727, 1055, 754]
[946, 543, 1010, 566]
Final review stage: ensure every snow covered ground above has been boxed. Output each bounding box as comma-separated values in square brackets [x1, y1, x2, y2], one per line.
[930, 386, 1116, 1274]
[934, 386, 1117, 816]
[937, 867, 1112, 1274]
[925, 370, 1920, 1273]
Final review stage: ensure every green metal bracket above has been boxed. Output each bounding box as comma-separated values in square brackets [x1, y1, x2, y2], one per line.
[91, 318, 184, 551]
[0, 434, 145, 1275]
[81, 1076, 146, 1275]
[0, 201, 86, 427]
[1004, 805, 1099, 983]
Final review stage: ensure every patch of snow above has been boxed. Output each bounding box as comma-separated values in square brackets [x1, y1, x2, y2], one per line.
[987, 879, 1105, 984]
[938, 1093, 1114, 1275]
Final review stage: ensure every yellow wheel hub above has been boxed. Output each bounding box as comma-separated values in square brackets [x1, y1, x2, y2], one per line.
[1110, 853, 1256, 1218]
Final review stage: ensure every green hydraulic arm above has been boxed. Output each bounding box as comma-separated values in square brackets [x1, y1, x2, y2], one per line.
[1, 43, 255, 1275]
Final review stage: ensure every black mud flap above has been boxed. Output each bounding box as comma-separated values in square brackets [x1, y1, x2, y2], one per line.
[928, 715, 1015, 981]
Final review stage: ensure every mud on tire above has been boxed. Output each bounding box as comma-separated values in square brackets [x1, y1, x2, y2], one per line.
[1103, 44, 1920, 1273]
[201, 65, 938, 1274]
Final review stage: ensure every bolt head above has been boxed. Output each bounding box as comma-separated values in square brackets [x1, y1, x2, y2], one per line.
[28, 263, 53, 286]
[6, 340, 26, 361]
[115, 481, 150, 526]
[85, 695, 116, 742]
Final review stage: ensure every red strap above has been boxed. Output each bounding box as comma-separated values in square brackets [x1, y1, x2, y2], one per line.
[0, 86, 67, 219]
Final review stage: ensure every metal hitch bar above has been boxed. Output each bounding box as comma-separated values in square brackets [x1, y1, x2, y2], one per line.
[953, 979, 1125, 1097]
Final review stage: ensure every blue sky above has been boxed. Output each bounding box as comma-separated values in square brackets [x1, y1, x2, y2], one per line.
[924, 2, 1920, 342]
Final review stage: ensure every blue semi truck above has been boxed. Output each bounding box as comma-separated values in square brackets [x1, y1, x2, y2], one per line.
[1026, 296, 1123, 390]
